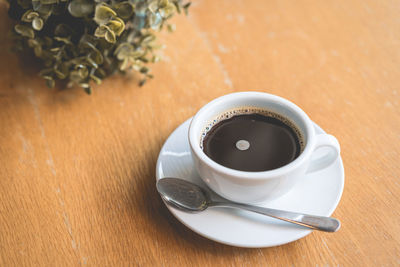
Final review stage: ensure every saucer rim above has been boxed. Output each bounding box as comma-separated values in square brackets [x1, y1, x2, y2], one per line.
[156, 118, 344, 248]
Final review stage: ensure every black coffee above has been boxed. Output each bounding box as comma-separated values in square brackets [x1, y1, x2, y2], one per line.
[202, 110, 303, 172]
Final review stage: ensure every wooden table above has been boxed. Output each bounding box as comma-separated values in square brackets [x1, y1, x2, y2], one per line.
[1, 0, 399, 265]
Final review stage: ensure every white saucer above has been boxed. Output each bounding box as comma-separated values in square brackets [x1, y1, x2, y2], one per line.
[156, 118, 344, 248]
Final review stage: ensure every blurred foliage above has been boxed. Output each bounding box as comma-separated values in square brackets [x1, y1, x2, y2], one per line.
[7, 0, 190, 93]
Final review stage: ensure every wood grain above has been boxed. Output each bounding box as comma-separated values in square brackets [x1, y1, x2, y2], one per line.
[0, 0, 399, 265]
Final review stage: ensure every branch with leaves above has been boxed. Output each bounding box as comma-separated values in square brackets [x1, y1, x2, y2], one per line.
[7, 0, 190, 94]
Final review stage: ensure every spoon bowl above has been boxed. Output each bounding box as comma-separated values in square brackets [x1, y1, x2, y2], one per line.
[157, 177, 340, 232]
[157, 178, 208, 212]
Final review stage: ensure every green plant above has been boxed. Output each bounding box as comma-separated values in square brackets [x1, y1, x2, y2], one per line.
[7, 0, 190, 94]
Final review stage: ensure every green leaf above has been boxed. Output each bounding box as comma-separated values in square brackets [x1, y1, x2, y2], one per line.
[86, 57, 98, 68]
[46, 79, 55, 88]
[94, 4, 116, 25]
[54, 36, 72, 44]
[54, 64, 69, 79]
[148, 1, 159, 13]
[132, 61, 141, 71]
[167, 24, 175, 32]
[32, 17, 44, 31]
[90, 74, 102, 84]
[105, 30, 116, 43]
[119, 58, 130, 70]
[159, 3, 175, 18]
[68, 0, 94, 18]
[139, 79, 146, 86]
[141, 34, 156, 44]
[78, 67, 89, 79]
[114, 43, 132, 60]
[183, 2, 191, 16]
[89, 50, 104, 65]
[151, 55, 160, 63]
[173, 2, 181, 14]
[27, 39, 40, 47]
[140, 66, 149, 74]
[70, 70, 82, 82]
[49, 47, 61, 52]
[32, 1, 53, 16]
[94, 22, 119, 43]
[149, 13, 162, 30]
[21, 10, 39, 22]
[108, 18, 125, 36]
[159, 0, 169, 8]
[39, 68, 53, 77]
[33, 45, 42, 56]
[14, 24, 35, 38]
[94, 25, 109, 38]
[114, 43, 144, 60]
[84, 86, 92, 94]
[115, 2, 135, 19]
[95, 68, 106, 78]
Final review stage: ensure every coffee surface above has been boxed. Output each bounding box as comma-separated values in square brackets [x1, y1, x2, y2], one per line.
[202, 113, 302, 171]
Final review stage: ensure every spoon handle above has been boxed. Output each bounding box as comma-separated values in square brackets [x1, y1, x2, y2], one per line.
[210, 202, 340, 232]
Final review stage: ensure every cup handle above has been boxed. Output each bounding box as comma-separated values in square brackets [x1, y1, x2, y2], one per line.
[306, 134, 340, 174]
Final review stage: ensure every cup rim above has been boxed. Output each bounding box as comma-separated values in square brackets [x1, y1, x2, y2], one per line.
[188, 91, 316, 180]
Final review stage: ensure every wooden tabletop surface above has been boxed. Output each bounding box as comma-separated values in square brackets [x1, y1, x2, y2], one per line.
[1, 0, 399, 265]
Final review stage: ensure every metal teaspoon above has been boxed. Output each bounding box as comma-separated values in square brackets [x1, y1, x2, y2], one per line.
[156, 177, 340, 232]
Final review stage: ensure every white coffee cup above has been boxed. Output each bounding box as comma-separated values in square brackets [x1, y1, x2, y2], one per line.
[188, 92, 340, 204]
